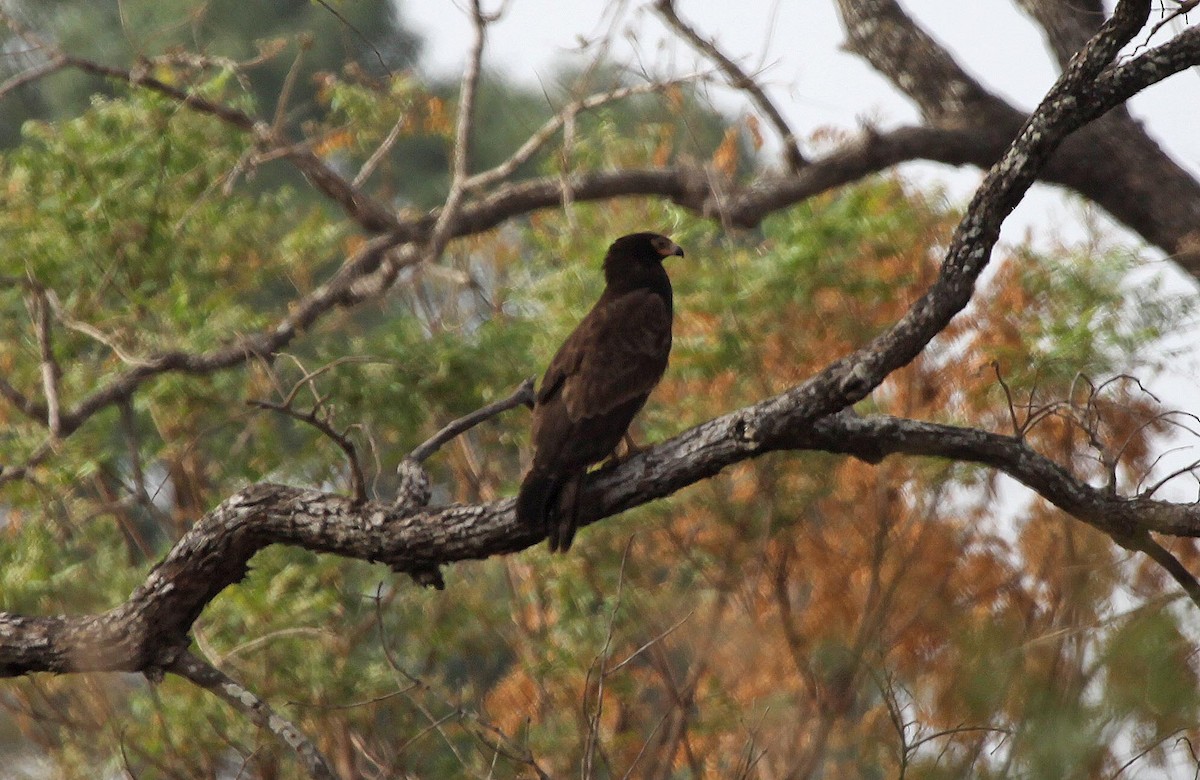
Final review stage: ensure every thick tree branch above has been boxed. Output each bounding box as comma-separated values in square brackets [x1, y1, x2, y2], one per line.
[836, 0, 1011, 124]
[5, 399, 1200, 678]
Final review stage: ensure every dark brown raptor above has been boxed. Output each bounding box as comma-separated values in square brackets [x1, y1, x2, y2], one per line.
[516, 232, 684, 552]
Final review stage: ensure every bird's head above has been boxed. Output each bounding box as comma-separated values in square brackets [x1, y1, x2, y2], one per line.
[602, 232, 684, 286]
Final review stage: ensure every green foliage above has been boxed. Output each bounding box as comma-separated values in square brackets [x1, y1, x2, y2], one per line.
[0, 0, 420, 145]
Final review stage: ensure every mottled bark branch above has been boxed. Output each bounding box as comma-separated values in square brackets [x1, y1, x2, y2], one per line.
[835, 0, 1200, 271]
[5, 401, 1200, 679]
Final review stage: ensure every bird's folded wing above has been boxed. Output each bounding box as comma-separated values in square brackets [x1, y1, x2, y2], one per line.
[538, 289, 671, 422]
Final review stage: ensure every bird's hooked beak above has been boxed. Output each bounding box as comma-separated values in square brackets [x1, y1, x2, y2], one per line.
[658, 241, 685, 259]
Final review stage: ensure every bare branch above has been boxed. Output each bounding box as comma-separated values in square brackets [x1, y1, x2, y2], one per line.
[407, 377, 535, 464]
[654, 0, 806, 172]
[247, 398, 368, 505]
[353, 101, 410, 189]
[170, 651, 337, 780]
[462, 72, 712, 192]
[23, 290, 60, 435]
[0, 53, 66, 100]
[271, 36, 310, 134]
[422, 0, 490, 266]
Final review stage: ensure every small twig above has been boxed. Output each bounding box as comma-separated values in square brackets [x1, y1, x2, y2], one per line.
[271, 35, 311, 134]
[407, 377, 535, 463]
[312, 0, 392, 76]
[0, 54, 67, 100]
[27, 290, 62, 437]
[908, 724, 1012, 754]
[248, 399, 368, 505]
[169, 650, 337, 780]
[604, 611, 695, 676]
[990, 361, 1021, 436]
[1141, 455, 1200, 499]
[583, 537, 635, 779]
[653, 0, 806, 173]
[371, 587, 481, 777]
[56, 311, 158, 368]
[421, 0, 491, 264]
[353, 103, 409, 188]
[276, 354, 386, 409]
[462, 71, 712, 192]
[1145, 0, 1199, 44]
[1110, 726, 1191, 778]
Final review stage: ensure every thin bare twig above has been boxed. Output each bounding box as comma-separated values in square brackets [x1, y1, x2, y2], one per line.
[353, 102, 409, 188]
[248, 398, 368, 505]
[991, 361, 1021, 436]
[169, 650, 337, 780]
[312, 0, 392, 76]
[407, 377, 535, 463]
[653, 0, 806, 173]
[605, 611, 695, 675]
[0, 54, 67, 100]
[27, 290, 62, 437]
[1145, 0, 1199, 43]
[1141, 456, 1200, 499]
[583, 537, 635, 779]
[463, 71, 712, 192]
[422, 0, 491, 264]
[271, 36, 310, 134]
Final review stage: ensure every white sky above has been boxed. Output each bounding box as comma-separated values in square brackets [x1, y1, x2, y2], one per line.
[399, 0, 1199, 183]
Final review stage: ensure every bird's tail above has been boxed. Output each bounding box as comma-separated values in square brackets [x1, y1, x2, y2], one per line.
[515, 468, 582, 553]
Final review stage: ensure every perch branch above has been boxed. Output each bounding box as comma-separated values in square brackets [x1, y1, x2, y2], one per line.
[10, 399, 1200, 675]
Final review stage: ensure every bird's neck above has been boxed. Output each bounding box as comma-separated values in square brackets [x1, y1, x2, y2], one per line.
[604, 261, 672, 297]
[603, 263, 673, 310]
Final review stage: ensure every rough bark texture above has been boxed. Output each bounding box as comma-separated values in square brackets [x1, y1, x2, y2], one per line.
[5, 404, 1197, 678]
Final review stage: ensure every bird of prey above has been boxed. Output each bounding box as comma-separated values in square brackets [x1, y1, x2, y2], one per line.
[517, 232, 684, 552]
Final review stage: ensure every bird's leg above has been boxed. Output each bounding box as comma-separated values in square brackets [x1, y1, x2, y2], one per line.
[597, 432, 646, 473]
